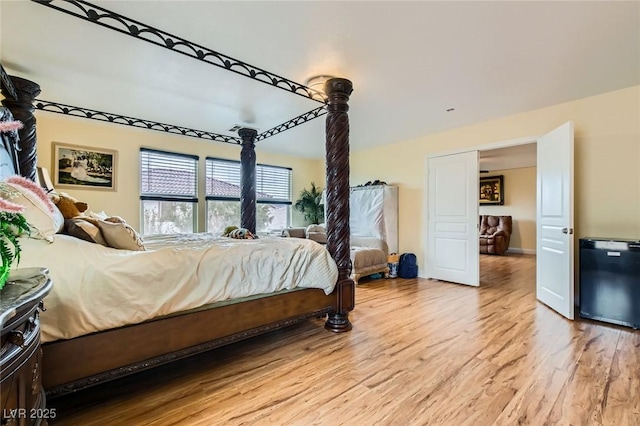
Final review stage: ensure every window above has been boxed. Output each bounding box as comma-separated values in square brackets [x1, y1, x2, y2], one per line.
[205, 157, 291, 233]
[140, 148, 198, 235]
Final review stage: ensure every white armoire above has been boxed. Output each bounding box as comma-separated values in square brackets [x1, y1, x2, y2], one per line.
[349, 185, 399, 253]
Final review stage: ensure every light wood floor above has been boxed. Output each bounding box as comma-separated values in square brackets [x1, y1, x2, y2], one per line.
[51, 254, 639, 425]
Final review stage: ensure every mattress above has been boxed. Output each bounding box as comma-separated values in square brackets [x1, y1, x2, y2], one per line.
[18, 233, 338, 342]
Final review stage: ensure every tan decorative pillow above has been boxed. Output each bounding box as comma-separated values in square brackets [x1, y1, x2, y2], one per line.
[64, 218, 107, 246]
[96, 220, 145, 251]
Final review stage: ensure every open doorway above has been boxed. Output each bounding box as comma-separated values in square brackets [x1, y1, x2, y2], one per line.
[479, 144, 537, 254]
[478, 143, 537, 287]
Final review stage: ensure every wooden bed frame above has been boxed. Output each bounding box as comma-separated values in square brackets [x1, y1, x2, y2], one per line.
[1, 71, 355, 397]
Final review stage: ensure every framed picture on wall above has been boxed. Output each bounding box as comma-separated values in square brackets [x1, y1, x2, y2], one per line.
[479, 175, 504, 205]
[52, 142, 117, 191]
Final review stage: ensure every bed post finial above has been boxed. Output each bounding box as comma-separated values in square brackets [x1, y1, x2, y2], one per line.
[1, 76, 41, 181]
[238, 127, 257, 234]
[324, 77, 355, 333]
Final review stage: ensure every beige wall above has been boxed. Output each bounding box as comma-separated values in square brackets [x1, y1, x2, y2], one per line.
[350, 86, 640, 273]
[31, 85, 640, 256]
[35, 113, 325, 231]
[479, 167, 536, 252]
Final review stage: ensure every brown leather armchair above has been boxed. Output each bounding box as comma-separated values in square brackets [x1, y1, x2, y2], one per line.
[479, 215, 512, 255]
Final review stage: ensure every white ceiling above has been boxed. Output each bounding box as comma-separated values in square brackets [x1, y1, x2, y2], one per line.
[1, 1, 638, 159]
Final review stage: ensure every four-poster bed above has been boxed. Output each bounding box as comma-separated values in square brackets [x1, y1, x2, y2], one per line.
[0, 5, 355, 397]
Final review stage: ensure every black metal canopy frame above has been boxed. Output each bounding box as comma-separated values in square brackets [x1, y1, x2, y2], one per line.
[32, 0, 326, 103]
[256, 107, 328, 142]
[33, 100, 328, 145]
[34, 100, 242, 145]
[4, 0, 356, 331]
[27, 0, 331, 146]
[22, 0, 337, 232]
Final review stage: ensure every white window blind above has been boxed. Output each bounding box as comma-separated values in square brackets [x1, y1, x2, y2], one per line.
[256, 165, 291, 203]
[205, 158, 241, 199]
[205, 157, 292, 204]
[141, 148, 198, 201]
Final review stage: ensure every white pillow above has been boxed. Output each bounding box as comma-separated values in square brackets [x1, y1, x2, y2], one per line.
[1, 176, 63, 242]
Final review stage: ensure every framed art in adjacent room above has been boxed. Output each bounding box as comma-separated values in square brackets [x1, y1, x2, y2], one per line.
[479, 175, 504, 205]
[52, 142, 117, 191]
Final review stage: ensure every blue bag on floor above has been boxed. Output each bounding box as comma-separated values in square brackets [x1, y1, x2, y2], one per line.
[398, 253, 418, 278]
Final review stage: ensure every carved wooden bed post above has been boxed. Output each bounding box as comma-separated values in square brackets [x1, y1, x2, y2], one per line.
[239, 128, 257, 234]
[324, 78, 355, 332]
[0, 76, 41, 182]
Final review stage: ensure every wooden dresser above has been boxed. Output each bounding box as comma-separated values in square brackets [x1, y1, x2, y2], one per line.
[1, 268, 52, 426]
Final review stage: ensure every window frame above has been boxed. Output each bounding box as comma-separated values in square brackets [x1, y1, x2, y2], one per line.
[205, 156, 292, 232]
[140, 148, 199, 235]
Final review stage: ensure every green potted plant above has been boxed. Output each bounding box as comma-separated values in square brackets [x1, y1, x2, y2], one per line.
[0, 119, 30, 289]
[0, 196, 29, 290]
[294, 182, 324, 224]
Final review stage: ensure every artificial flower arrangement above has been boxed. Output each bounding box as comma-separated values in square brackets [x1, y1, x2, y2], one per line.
[0, 118, 27, 290]
[0, 119, 23, 133]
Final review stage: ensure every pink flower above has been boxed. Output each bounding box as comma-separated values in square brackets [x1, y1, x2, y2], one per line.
[6, 175, 56, 213]
[0, 120, 23, 133]
[0, 198, 25, 214]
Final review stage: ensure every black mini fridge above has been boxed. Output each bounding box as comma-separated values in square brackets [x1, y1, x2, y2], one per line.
[579, 238, 640, 329]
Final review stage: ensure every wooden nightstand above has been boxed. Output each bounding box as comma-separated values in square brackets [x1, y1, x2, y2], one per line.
[1, 268, 52, 426]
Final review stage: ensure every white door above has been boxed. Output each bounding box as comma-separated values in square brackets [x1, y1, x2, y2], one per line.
[536, 122, 575, 319]
[426, 151, 479, 286]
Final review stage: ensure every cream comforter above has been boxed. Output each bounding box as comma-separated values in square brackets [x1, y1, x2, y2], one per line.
[19, 233, 338, 342]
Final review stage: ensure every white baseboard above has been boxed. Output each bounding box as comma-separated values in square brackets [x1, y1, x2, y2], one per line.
[507, 248, 536, 255]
